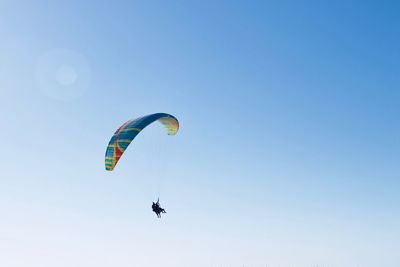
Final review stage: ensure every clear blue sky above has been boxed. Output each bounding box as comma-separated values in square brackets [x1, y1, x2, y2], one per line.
[0, 1, 399, 266]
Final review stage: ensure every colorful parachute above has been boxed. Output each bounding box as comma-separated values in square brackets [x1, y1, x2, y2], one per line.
[105, 113, 179, 171]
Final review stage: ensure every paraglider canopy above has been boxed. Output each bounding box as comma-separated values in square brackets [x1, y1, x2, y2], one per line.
[105, 113, 179, 171]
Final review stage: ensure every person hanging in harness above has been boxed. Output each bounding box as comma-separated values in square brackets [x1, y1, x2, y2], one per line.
[152, 198, 166, 218]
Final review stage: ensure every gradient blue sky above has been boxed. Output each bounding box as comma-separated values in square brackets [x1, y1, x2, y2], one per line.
[1, 1, 399, 266]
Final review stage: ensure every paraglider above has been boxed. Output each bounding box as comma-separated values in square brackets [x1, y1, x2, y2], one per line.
[105, 113, 179, 218]
[152, 198, 166, 218]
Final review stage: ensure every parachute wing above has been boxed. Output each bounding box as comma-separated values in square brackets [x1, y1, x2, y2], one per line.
[105, 113, 179, 171]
